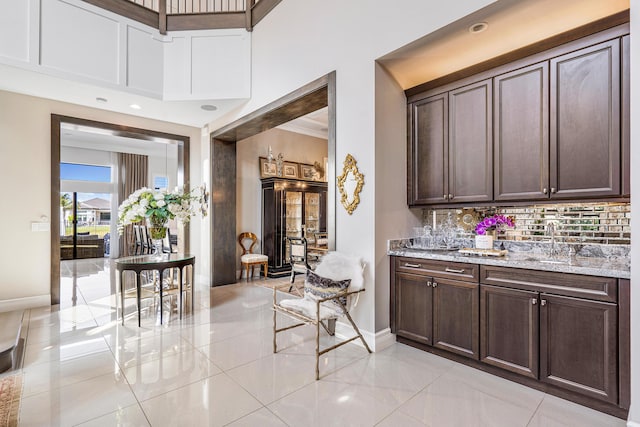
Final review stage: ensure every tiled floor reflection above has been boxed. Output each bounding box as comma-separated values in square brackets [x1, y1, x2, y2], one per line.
[16, 258, 628, 426]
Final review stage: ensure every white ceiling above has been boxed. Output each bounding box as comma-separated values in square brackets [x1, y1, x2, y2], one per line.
[0, 63, 247, 128]
[277, 107, 328, 139]
[378, 0, 629, 89]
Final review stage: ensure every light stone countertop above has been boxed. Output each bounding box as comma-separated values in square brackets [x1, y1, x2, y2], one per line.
[387, 240, 630, 280]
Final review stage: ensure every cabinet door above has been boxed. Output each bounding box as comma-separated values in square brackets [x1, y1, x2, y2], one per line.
[448, 79, 493, 203]
[622, 35, 630, 197]
[395, 273, 432, 345]
[480, 285, 539, 378]
[539, 294, 618, 403]
[550, 39, 620, 198]
[494, 62, 549, 201]
[408, 94, 448, 205]
[432, 277, 479, 359]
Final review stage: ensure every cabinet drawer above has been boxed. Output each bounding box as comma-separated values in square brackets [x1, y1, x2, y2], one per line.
[396, 257, 478, 283]
[480, 265, 617, 303]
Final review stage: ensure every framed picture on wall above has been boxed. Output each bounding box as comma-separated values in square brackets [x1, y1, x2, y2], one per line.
[259, 157, 278, 178]
[283, 162, 299, 178]
[299, 163, 316, 181]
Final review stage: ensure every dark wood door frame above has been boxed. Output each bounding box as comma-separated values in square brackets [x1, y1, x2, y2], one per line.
[50, 114, 190, 305]
[209, 71, 336, 286]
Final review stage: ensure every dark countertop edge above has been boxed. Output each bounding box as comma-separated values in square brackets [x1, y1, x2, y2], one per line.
[388, 249, 630, 280]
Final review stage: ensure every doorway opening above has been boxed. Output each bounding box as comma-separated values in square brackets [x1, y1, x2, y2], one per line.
[50, 115, 190, 305]
[209, 72, 336, 285]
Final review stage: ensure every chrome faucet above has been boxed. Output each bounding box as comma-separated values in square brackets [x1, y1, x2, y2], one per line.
[546, 222, 558, 258]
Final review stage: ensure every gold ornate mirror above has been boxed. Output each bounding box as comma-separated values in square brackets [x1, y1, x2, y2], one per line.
[337, 154, 364, 215]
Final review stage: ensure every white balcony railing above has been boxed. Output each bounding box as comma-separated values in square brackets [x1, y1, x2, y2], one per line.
[128, 0, 254, 14]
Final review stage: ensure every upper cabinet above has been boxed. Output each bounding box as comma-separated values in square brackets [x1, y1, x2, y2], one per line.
[408, 93, 448, 205]
[448, 80, 493, 203]
[408, 26, 629, 207]
[494, 62, 549, 201]
[408, 80, 492, 206]
[550, 39, 620, 199]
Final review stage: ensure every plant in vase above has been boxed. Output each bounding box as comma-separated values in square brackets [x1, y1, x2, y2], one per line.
[118, 185, 209, 254]
[474, 214, 515, 249]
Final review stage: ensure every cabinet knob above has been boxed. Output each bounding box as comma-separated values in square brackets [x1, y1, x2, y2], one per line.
[432, 282, 438, 288]
[448, 194, 453, 200]
[427, 281, 432, 287]
[532, 298, 537, 305]
[550, 188, 556, 194]
[543, 188, 548, 194]
[443, 194, 448, 200]
[541, 299, 547, 306]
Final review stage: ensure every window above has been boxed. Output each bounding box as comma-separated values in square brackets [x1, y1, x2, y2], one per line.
[154, 175, 169, 190]
[60, 163, 111, 182]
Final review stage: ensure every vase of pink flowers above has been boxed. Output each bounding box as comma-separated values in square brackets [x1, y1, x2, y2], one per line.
[475, 214, 515, 249]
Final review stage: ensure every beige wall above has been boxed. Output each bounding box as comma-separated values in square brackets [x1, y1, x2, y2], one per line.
[236, 128, 328, 268]
[0, 89, 203, 309]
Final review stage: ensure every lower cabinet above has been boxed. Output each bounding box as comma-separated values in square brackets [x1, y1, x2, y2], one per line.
[391, 256, 628, 416]
[540, 294, 618, 404]
[394, 271, 479, 360]
[480, 285, 539, 378]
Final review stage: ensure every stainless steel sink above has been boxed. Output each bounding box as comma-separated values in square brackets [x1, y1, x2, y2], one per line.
[539, 259, 568, 265]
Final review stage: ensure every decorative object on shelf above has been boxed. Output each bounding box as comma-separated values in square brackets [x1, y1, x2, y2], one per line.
[337, 153, 364, 215]
[260, 156, 278, 178]
[474, 213, 515, 249]
[299, 163, 316, 181]
[313, 161, 325, 180]
[117, 185, 208, 253]
[456, 208, 481, 232]
[283, 161, 299, 178]
[276, 153, 284, 176]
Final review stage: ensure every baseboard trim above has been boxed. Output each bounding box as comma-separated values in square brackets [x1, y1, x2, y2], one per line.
[0, 295, 50, 312]
[334, 323, 394, 352]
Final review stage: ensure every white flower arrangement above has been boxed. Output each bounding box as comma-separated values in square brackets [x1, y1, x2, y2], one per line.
[117, 185, 208, 236]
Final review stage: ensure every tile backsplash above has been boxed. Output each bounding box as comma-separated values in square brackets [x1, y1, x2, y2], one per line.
[424, 202, 630, 245]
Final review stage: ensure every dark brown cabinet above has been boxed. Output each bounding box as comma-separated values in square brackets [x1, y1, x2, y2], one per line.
[480, 285, 539, 378]
[261, 178, 327, 277]
[408, 79, 492, 206]
[448, 79, 493, 203]
[408, 93, 448, 205]
[408, 28, 628, 206]
[392, 258, 479, 359]
[622, 35, 630, 197]
[550, 39, 620, 199]
[395, 272, 432, 345]
[480, 266, 619, 404]
[540, 294, 618, 404]
[493, 62, 549, 201]
[391, 256, 629, 416]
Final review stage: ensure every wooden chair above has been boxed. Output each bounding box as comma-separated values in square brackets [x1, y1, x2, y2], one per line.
[273, 252, 372, 379]
[238, 232, 268, 280]
[288, 236, 309, 293]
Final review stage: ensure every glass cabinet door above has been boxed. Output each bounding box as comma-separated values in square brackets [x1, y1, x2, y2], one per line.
[304, 193, 320, 238]
[285, 191, 302, 261]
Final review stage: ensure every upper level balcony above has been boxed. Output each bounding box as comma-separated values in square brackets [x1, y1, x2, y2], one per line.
[83, 0, 280, 33]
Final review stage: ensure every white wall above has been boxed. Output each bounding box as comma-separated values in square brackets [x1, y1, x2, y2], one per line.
[207, 0, 495, 342]
[0, 0, 250, 101]
[236, 128, 328, 266]
[374, 63, 423, 332]
[0, 89, 203, 309]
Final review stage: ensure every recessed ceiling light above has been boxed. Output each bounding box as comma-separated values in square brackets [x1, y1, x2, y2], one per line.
[201, 104, 217, 111]
[469, 22, 489, 34]
[130, 104, 141, 110]
[96, 97, 108, 103]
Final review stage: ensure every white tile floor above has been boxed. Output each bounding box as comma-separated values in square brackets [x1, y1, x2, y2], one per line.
[14, 258, 627, 426]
